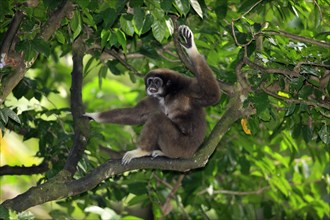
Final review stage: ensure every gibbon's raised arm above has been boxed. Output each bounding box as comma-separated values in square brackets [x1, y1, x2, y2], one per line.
[178, 25, 221, 106]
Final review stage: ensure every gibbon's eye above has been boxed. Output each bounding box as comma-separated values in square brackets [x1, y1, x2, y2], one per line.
[154, 77, 163, 87]
[147, 77, 153, 86]
[147, 77, 163, 88]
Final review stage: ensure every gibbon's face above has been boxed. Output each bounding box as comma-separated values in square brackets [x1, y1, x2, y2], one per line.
[146, 76, 165, 97]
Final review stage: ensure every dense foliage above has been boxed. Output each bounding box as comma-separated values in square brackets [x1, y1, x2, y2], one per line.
[0, 0, 329, 219]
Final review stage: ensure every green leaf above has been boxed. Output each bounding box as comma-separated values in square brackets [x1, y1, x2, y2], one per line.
[285, 104, 296, 117]
[0, 1, 9, 20]
[32, 38, 51, 56]
[100, 8, 117, 28]
[70, 11, 82, 40]
[141, 14, 153, 35]
[0, 110, 8, 124]
[116, 29, 127, 51]
[120, 14, 135, 36]
[106, 60, 121, 75]
[22, 41, 36, 61]
[215, 3, 227, 20]
[151, 18, 167, 42]
[127, 194, 149, 206]
[253, 92, 269, 113]
[174, 0, 190, 16]
[189, 0, 203, 18]
[98, 66, 108, 88]
[101, 29, 111, 48]
[133, 7, 145, 34]
[82, 8, 96, 29]
[318, 124, 329, 144]
[2, 108, 21, 124]
[76, 0, 90, 8]
[0, 205, 10, 220]
[129, 0, 143, 7]
[55, 30, 66, 44]
[302, 124, 313, 143]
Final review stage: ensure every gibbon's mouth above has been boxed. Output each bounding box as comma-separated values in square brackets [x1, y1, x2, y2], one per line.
[147, 87, 163, 97]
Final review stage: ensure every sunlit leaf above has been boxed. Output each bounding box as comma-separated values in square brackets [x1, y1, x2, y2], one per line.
[189, 0, 203, 18]
[174, 0, 190, 16]
[151, 19, 167, 42]
[120, 14, 134, 36]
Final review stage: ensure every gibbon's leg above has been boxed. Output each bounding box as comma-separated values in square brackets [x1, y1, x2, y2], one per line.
[122, 112, 189, 164]
[122, 112, 163, 164]
[122, 112, 198, 164]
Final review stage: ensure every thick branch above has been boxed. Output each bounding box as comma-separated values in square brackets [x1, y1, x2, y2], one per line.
[64, 36, 90, 175]
[0, 11, 24, 54]
[0, 161, 49, 176]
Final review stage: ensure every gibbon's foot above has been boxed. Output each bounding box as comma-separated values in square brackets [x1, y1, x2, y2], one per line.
[122, 148, 152, 165]
[151, 150, 166, 158]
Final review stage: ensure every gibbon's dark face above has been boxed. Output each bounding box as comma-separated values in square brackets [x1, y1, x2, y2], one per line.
[146, 76, 165, 97]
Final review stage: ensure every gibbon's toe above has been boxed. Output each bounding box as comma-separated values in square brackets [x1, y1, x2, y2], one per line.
[122, 148, 152, 165]
[151, 150, 165, 158]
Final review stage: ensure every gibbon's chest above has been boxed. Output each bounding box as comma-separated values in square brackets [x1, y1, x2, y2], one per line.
[158, 95, 191, 119]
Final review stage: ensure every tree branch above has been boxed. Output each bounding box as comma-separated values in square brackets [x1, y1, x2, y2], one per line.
[261, 83, 330, 110]
[161, 174, 185, 217]
[0, 11, 24, 55]
[244, 58, 300, 77]
[104, 49, 144, 77]
[263, 30, 330, 48]
[0, 161, 49, 176]
[64, 36, 90, 175]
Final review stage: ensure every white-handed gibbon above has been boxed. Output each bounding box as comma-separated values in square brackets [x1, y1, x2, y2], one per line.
[84, 25, 221, 164]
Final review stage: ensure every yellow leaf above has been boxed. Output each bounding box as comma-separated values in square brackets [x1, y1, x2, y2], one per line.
[278, 91, 290, 98]
[241, 118, 252, 135]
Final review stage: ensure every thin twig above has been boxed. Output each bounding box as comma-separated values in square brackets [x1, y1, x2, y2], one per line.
[261, 84, 330, 110]
[263, 30, 330, 48]
[161, 174, 185, 217]
[0, 161, 49, 176]
[244, 58, 299, 77]
[233, 0, 264, 22]
[104, 49, 144, 77]
[231, 0, 264, 47]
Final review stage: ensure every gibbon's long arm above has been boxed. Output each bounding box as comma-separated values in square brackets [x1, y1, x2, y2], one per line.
[83, 97, 159, 125]
[178, 25, 221, 106]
